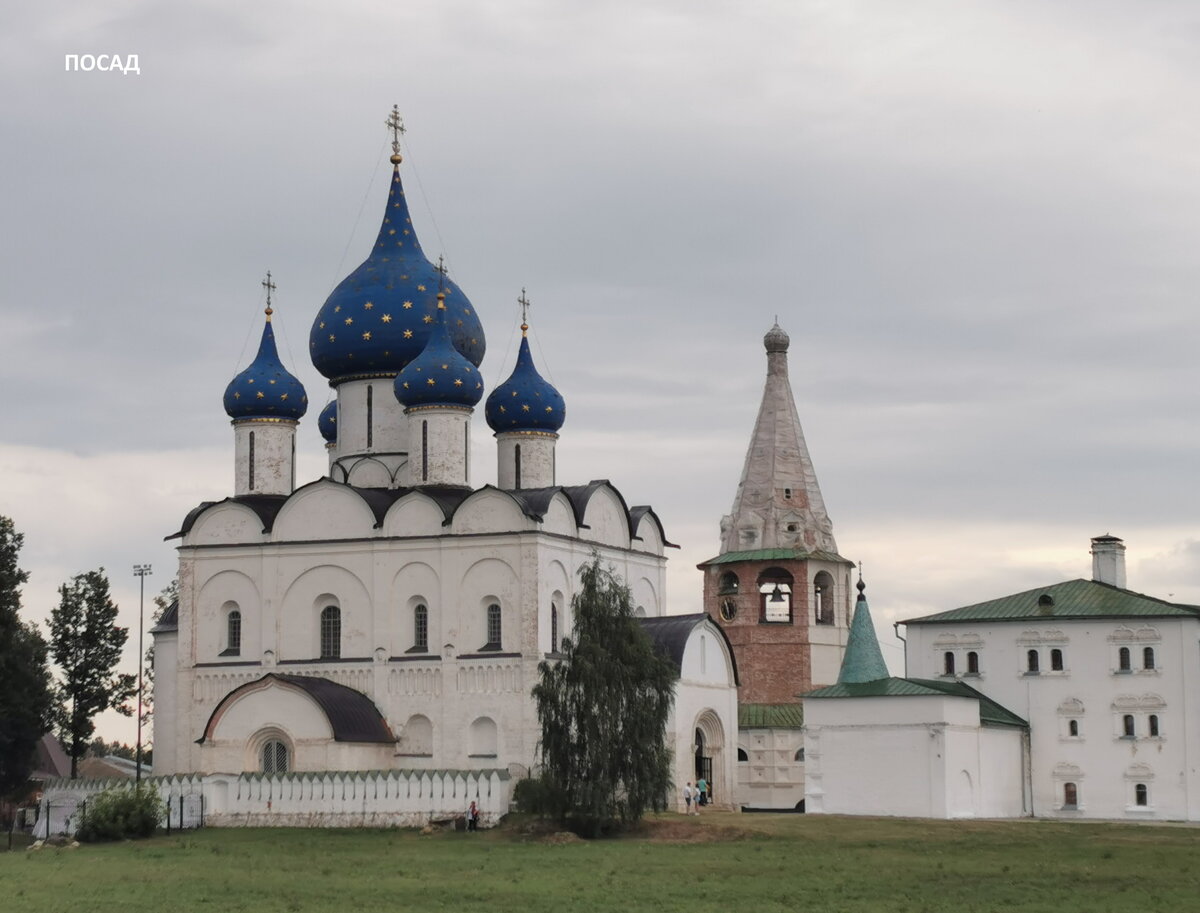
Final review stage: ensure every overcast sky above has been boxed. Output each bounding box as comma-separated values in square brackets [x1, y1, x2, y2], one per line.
[5, 1, 1200, 743]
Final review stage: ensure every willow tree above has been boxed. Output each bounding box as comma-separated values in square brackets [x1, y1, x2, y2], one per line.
[532, 556, 676, 836]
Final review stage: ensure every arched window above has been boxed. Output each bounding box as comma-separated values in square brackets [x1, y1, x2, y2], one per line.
[227, 610, 242, 656]
[320, 606, 341, 659]
[1123, 714, 1135, 738]
[413, 604, 428, 653]
[1068, 719, 1079, 737]
[261, 739, 288, 774]
[813, 571, 835, 625]
[757, 568, 793, 624]
[469, 717, 498, 758]
[1143, 647, 1155, 670]
[1050, 648, 1064, 672]
[485, 603, 502, 650]
[1118, 647, 1131, 672]
[718, 572, 739, 595]
[943, 652, 956, 675]
[1135, 783, 1149, 807]
[737, 748, 748, 762]
[550, 604, 559, 653]
[1149, 714, 1160, 737]
[1063, 782, 1078, 808]
[966, 651, 979, 675]
[1026, 649, 1040, 674]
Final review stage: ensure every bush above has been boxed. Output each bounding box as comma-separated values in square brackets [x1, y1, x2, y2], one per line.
[511, 775, 558, 816]
[76, 786, 163, 842]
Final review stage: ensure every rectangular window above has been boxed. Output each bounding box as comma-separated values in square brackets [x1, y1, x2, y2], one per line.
[414, 605, 428, 653]
[485, 603, 502, 650]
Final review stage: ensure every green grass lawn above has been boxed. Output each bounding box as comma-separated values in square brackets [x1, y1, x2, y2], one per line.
[4, 812, 1198, 913]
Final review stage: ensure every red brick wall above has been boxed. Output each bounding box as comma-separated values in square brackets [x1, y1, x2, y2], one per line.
[702, 558, 817, 703]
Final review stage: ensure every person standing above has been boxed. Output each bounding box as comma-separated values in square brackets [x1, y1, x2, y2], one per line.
[697, 776, 708, 809]
[467, 800, 479, 831]
[683, 781, 694, 815]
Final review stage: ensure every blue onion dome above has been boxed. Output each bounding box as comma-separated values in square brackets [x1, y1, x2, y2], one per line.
[318, 400, 337, 443]
[224, 306, 309, 420]
[309, 149, 486, 384]
[485, 324, 565, 434]
[394, 292, 484, 409]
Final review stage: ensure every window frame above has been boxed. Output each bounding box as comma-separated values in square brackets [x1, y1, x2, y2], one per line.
[413, 603, 428, 653]
[320, 605, 341, 659]
[482, 603, 502, 651]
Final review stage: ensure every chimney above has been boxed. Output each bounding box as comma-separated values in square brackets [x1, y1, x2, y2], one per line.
[1091, 535, 1126, 588]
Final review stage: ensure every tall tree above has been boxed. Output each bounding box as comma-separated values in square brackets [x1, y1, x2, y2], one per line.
[0, 516, 55, 797]
[532, 556, 676, 837]
[49, 570, 136, 778]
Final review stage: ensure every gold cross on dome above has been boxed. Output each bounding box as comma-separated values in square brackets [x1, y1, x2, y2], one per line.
[386, 105, 405, 156]
[262, 271, 276, 317]
[518, 288, 530, 335]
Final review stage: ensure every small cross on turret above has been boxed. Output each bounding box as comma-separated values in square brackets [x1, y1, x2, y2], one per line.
[386, 105, 406, 163]
[518, 288, 531, 335]
[262, 270, 276, 319]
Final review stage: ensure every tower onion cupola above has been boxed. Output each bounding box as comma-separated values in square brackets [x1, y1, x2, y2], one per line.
[485, 292, 564, 490]
[223, 279, 308, 421]
[223, 273, 307, 496]
[318, 400, 337, 444]
[394, 278, 485, 410]
[484, 301, 565, 435]
[309, 107, 485, 384]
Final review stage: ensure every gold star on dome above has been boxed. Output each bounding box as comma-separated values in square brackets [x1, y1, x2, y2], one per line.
[402, 381, 409, 389]
[426, 378, 435, 386]
[401, 274, 409, 279]
[545, 406, 553, 412]
[389, 229, 396, 235]
[319, 322, 325, 329]
[511, 391, 518, 397]
[247, 378, 254, 384]
[233, 392, 241, 399]
[364, 301, 374, 309]
[281, 394, 289, 401]
[329, 334, 336, 341]
[456, 319, 463, 326]
[345, 317, 353, 325]
[470, 338, 478, 345]
[269, 379, 276, 384]
[381, 314, 392, 323]
[363, 331, 372, 340]
[403, 329, 413, 338]
[423, 315, 433, 324]
[403, 301, 413, 309]
[499, 405, 506, 413]
[334, 306, 341, 313]
[454, 379, 463, 386]
[522, 404, 530, 412]
[464, 308, 472, 315]
[403, 229, 410, 236]
[257, 391, 265, 399]
[440, 364, 448, 370]
[417, 284, 427, 291]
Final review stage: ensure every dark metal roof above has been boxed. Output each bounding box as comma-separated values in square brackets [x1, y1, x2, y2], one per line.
[905, 578, 1200, 625]
[199, 673, 394, 744]
[168, 494, 289, 540]
[638, 613, 739, 685]
[805, 677, 1027, 729]
[150, 598, 179, 633]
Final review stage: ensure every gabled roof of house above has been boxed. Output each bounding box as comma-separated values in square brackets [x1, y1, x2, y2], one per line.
[904, 578, 1200, 625]
[805, 677, 1028, 729]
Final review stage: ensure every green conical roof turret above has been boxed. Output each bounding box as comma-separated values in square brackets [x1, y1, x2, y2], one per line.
[837, 575, 890, 684]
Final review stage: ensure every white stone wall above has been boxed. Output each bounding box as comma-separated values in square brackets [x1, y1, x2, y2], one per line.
[405, 407, 472, 487]
[804, 694, 1026, 818]
[233, 420, 297, 496]
[329, 378, 409, 476]
[734, 728, 805, 810]
[35, 769, 512, 834]
[671, 620, 740, 810]
[905, 616, 1200, 820]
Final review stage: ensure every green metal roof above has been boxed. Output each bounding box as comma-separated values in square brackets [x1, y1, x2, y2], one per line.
[904, 579, 1200, 625]
[838, 592, 890, 684]
[698, 548, 854, 567]
[805, 677, 1027, 729]
[738, 702, 804, 729]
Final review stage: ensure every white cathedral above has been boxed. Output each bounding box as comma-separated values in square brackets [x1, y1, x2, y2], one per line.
[148, 118, 739, 818]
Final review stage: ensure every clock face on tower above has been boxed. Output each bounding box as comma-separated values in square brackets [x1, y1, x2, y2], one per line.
[720, 597, 738, 622]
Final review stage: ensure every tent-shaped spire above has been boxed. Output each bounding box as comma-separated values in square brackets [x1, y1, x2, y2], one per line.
[720, 323, 836, 554]
[837, 576, 889, 684]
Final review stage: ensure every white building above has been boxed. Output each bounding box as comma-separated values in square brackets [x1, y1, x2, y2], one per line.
[805, 535, 1200, 821]
[149, 120, 739, 819]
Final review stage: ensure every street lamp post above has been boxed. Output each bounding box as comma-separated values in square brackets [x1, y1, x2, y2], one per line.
[133, 564, 152, 786]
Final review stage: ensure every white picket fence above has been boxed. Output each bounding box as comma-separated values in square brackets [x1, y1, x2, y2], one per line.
[35, 768, 512, 836]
